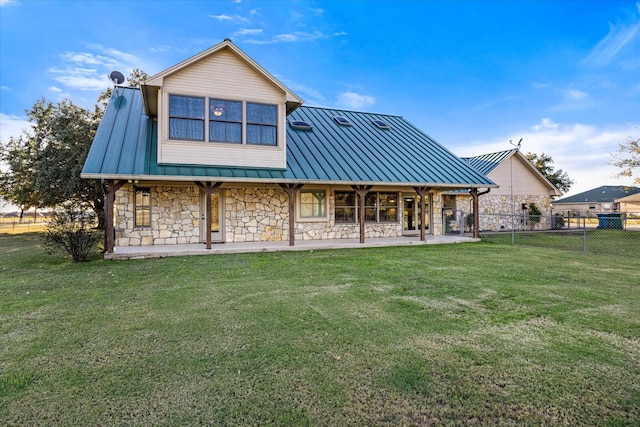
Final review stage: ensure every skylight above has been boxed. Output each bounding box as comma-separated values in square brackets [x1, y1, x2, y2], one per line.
[372, 119, 390, 129]
[333, 116, 352, 126]
[289, 120, 313, 131]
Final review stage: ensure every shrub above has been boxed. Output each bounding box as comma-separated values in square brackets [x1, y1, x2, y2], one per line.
[528, 203, 542, 229]
[43, 204, 101, 262]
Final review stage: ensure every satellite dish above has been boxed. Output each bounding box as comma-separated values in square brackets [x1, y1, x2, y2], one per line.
[109, 70, 125, 85]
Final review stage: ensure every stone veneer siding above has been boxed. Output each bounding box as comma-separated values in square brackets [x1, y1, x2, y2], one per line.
[115, 184, 201, 246]
[114, 185, 441, 246]
[455, 193, 552, 231]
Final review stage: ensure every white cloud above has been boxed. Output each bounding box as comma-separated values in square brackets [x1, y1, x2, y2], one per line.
[532, 118, 558, 130]
[0, 113, 30, 144]
[234, 28, 263, 36]
[48, 86, 62, 93]
[0, 85, 10, 91]
[48, 45, 144, 92]
[564, 88, 588, 101]
[209, 13, 249, 24]
[0, 0, 17, 7]
[336, 92, 376, 110]
[245, 30, 347, 44]
[454, 120, 639, 197]
[583, 17, 640, 67]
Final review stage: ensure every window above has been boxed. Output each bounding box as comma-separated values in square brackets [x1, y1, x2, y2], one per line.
[378, 192, 398, 222]
[335, 191, 399, 223]
[247, 103, 277, 146]
[443, 195, 456, 209]
[299, 190, 327, 219]
[168, 95, 278, 146]
[209, 99, 242, 143]
[169, 95, 205, 141]
[335, 191, 356, 223]
[134, 187, 151, 228]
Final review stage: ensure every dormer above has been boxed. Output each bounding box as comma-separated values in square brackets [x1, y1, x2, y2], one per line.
[140, 39, 303, 169]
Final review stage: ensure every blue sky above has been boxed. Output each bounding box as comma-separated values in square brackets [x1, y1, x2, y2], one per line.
[1, 0, 639, 206]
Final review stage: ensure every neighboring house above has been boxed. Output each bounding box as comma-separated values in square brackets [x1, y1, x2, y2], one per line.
[616, 192, 640, 217]
[552, 185, 640, 216]
[443, 149, 561, 231]
[81, 40, 495, 253]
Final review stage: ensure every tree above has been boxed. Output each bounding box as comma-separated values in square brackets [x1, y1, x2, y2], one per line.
[0, 69, 148, 228]
[611, 136, 640, 184]
[43, 203, 102, 262]
[525, 152, 574, 193]
[0, 99, 105, 226]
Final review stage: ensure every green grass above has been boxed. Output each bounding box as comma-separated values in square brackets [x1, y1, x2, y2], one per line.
[2, 233, 639, 426]
[481, 229, 640, 256]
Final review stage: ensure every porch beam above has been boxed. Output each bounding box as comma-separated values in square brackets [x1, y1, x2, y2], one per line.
[279, 183, 304, 246]
[413, 186, 432, 241]
[102, 179, 124, 254]
[352, 185, 373, 244]
[195, 182, 222, 249]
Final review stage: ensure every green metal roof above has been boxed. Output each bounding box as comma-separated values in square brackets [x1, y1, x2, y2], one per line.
[553, 185, 640, 204]
[462, 149, 518, 176]
[82, 87, 496, 189]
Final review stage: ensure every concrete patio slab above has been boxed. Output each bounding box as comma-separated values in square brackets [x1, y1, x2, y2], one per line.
[105, 235, 479, 260]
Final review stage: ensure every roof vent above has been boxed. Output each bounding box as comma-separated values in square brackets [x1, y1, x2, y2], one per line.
[372, 119, 390, 129]
[333, 116, 352, 126]
[289, 120, 313, 131]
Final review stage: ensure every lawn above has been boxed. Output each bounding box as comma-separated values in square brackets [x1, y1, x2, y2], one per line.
[2, 233, 639, 426]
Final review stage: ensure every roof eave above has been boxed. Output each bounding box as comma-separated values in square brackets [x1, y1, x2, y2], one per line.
[81, 172, 497, 189]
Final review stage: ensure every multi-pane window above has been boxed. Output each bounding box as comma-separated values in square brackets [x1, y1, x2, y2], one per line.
[334, 191, 398, 223]
[168, 95, 278, 146]
[247, 103, 277, 146]
[134, 187, 151, 228]
[300, 190, 327, 219]
[335, 191, 356, 223]
[169, 95, 205, 141]
[378, 192, 398, 222]
[209, 99, 242, 143]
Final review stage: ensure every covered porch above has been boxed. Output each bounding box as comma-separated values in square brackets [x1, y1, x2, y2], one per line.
[105, 234, 479, 260]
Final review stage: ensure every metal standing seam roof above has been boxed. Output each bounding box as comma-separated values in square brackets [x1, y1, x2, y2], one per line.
[82, 87, 496, 189]
[462, 149, 518, 176]
[552, 185, 640, 204]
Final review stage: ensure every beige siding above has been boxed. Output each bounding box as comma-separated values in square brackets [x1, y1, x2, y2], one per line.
[157, 50, 287, 168]
[489, 158, 552, 196]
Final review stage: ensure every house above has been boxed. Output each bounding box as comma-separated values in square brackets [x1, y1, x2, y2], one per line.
[552, 185, 640, 216]
[81, 40, 495, 254]
[616, 192, 640, 218]
[442, 149, 561, 231]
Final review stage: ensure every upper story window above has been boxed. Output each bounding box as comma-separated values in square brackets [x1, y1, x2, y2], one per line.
[247, 103, 277, 146]
[209, 99, 242, 144]
[168, 95, 278, 146]
[169, 95, 205, 141]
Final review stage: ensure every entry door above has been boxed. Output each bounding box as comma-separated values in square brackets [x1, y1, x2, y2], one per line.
[200, 192, 224, 243]
[403, 195, 429, 235]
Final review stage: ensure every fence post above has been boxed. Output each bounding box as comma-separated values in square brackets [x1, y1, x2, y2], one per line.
[511, 214, 515, 245]
[583, 227, 587, 253]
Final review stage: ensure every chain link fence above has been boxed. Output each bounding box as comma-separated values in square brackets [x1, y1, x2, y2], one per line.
[472, 212, 640, 257]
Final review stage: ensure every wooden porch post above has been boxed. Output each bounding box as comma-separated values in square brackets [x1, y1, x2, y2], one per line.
[195, 182, 222, 250]
[413, 186, 432, 241]
[102, 179, 124, 254]
[471, 188, 480, 239]
[352, 185, 373, 244]
[279, 183, 303, 246]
